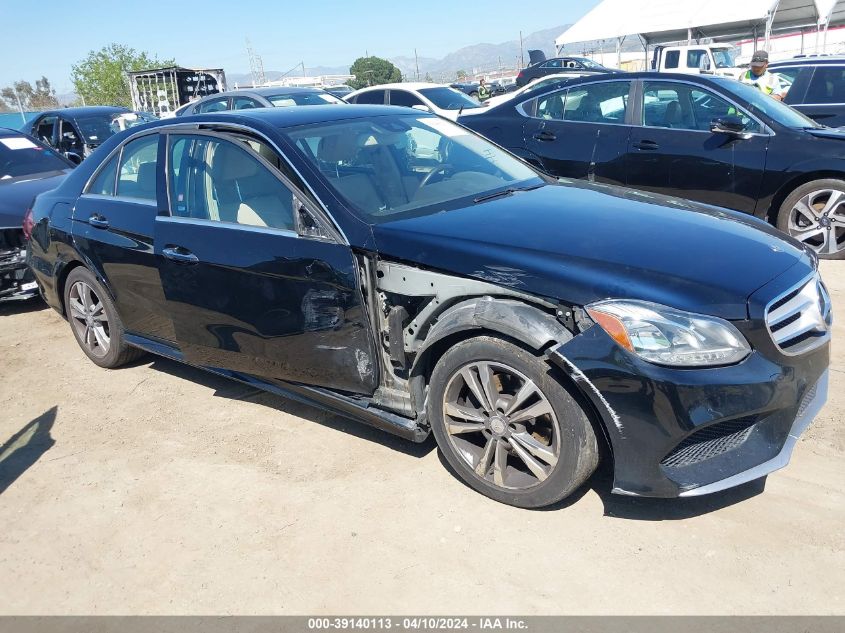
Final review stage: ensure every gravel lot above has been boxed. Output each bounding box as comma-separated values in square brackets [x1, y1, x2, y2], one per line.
[0, 261, 842, 615]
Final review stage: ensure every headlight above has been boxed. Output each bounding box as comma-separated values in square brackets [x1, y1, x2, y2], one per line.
[585, 300, 751, 367]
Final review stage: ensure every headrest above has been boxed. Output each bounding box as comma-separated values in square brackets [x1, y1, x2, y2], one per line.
[317, 134, 359, 163]
[136, 162, 156, 194]
[212, 143, 259, 180]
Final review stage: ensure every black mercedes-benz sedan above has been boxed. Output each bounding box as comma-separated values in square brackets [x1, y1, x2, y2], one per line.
[27, 106, 831, 508]
[459, 72, 845, 259]
[1, 127, 74, 301]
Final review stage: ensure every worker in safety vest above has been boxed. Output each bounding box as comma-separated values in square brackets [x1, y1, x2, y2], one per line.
[477, 78, 491, 102]
[738, 50, 786, 101]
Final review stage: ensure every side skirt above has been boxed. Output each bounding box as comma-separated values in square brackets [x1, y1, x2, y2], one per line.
[124, 333, 429, 443]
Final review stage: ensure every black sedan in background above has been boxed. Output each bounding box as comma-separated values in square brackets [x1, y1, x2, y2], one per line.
[1, 128, 74, 301]
[175, 87, 345, 116]
[516, 56, 618, 86]
[27, 106, 157, 161]
[27, 107, 830, 507]
[460, 71, 845, 258]
[769, 56, 845, 127]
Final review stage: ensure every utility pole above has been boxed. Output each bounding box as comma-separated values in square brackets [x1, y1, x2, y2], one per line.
[519, 31, 524, 69]
[415, 49, 420, 81]
[245, 38, 266, 87]
[13, 89, 25, 124]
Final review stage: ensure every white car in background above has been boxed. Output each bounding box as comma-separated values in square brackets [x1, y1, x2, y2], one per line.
[344, 83, 483, 120]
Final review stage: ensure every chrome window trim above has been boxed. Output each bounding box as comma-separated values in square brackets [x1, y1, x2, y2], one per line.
[156, 214, 300, 239]
[82, 129, 161, 199]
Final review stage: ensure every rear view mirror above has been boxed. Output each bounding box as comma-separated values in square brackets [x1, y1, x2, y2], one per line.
[64, 152, 83, 165]
[711, 116, 748, 136]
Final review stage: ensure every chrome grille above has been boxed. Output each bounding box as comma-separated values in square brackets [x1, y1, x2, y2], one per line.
[766, 274, 832, 356]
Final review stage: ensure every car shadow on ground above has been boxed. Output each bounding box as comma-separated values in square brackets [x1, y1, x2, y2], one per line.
[0, 406, 57, 495]
[0, 298, 47, 318]
[145, 357, 436, 459]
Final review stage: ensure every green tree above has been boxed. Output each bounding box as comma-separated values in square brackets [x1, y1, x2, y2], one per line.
[71, 43, 174, 107]
[455, 69, 468, 80]
[0, 76, 59, 111]
[348, 56, 402, 90]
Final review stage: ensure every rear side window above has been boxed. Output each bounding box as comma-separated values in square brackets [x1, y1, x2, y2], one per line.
[354, 90, 386, 104]
[805, 66, 845, 104]
[167, 134, 295, 231]
[196, 97, 229, 113]
[561, 81, 631, 123]
[390, 90, 424, 107]
[232, 96, 261, 110]
[116, 135, 158, 201]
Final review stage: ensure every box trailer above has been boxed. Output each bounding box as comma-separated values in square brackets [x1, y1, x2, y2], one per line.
[128, 66, 227, 117]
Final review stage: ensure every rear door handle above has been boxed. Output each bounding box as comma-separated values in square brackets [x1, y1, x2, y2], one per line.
[532, 130, 557, 142]
[88, 214, 109, 229]
[633, 140, 659, 151]
[162, 246, 199, 264]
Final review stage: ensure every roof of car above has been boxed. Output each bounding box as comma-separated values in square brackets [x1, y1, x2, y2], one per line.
[36, 106, 129, 117]
[769, 55, 845, 66]
[352, 83, 448, 92]
[220, 86, 329, 97]
[160, 104, 425, 130]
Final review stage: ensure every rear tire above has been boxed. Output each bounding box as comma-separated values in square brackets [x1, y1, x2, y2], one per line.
[777, 179, 845, 259]
[427, 335, 599, 508]
[64, 267, 145, 368]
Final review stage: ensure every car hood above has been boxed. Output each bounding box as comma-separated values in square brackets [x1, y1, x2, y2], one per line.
[371, 181, 811, 320]
[0, 171, 68, 228]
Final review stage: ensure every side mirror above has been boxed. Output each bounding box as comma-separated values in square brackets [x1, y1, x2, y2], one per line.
[411, 104, 431, 112]
[711, 116, 748, 136]
[64, 152, 83, 165]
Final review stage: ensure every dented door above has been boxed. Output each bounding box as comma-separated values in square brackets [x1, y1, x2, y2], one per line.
[155, 217, 378, 395]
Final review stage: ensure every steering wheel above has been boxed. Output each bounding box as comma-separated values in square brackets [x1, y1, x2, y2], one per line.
[420, 164, 454, 188]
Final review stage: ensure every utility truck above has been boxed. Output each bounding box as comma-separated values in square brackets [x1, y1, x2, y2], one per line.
[651, 44, 739, 76]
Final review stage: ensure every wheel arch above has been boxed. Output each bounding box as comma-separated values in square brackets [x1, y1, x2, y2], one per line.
[764, 169, 845, 224]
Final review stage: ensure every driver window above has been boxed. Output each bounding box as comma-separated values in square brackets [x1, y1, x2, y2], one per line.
[59, 119, 83, 154]
[167, 134, 295, 231]
[35, 116, 57, 145]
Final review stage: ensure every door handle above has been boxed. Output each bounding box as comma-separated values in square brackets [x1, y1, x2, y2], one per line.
[162, 246, 199, 264]
[88, 214, 109, 229]
[633, 140, 659, 151]
[532, 130, 557, 142]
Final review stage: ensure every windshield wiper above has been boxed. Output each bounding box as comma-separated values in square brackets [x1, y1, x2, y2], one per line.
[473, 184, 541, 204]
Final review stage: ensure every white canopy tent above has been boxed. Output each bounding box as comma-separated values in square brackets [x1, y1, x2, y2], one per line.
[556, 0, 844, 52]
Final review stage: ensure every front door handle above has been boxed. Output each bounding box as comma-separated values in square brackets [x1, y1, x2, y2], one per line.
[162, 246, 199, 264]
[88, 214, 109, 229]
[633, 140, 659, 151]
[532, 130, 557, 142]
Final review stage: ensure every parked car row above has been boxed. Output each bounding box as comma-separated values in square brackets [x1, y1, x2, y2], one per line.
[22, 104, 831, 509]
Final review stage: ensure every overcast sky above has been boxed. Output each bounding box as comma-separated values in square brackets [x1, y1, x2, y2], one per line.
[0, 0, 600, 94]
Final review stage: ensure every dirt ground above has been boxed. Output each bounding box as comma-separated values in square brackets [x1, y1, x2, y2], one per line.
[0, 261, 842, 615]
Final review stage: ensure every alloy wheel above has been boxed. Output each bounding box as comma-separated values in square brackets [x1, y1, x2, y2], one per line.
[441, 361, 561, 490]
[68, 281, 110, 358]
[787, 189, 845, 256]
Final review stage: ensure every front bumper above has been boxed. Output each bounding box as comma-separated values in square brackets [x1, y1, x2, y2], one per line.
[549, 315, 829, 498]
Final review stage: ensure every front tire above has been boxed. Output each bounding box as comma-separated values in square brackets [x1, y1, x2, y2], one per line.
[64, 267, 145, 368]
[777, 179, 845, 259]
[427, 336, 599, 508]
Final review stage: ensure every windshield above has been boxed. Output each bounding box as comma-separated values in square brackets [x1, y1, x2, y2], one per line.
[0, 135, 68, 179]
[286, 114, 542, 223]
[269, 92, 344, 107]
[418, 87, 482, 110]
[725, 79, 823, 128]
[74, 114, 119, 144]
[713, 49, 737, 69]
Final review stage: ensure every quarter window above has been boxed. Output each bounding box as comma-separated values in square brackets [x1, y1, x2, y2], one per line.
[116, 135, 158, 201]
[88, 154, 118, 195]
[167, 134, 295, 231]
